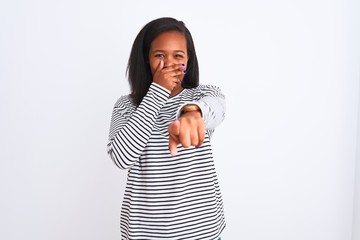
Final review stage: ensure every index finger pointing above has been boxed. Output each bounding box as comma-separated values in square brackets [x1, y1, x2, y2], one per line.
[168, 120, 180, 156]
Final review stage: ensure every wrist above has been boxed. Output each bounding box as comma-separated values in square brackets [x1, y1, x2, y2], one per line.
[180, 104, 202, 117]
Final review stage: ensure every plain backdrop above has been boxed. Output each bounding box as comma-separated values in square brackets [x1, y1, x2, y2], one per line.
[1, 0, 359, 240]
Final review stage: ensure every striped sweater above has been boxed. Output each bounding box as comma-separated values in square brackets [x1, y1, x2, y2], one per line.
[107, 82, 226, 240]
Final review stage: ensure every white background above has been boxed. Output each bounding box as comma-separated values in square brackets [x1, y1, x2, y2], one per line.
[1, 0, 359, 239]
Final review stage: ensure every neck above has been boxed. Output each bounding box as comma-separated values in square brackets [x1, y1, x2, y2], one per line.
[170, 86, 183, 97]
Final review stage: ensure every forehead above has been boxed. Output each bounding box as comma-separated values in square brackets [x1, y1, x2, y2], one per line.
[150, 31, 187, 50]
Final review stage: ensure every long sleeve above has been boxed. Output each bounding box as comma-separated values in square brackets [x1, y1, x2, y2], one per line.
[176, 85, 226, 130]
[107, 83, 170, 169]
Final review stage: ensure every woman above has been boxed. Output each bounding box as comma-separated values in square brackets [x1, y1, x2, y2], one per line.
[107, 17, 226, 240]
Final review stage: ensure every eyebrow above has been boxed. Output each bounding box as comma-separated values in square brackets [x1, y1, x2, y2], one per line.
[152, 50, 186, 54]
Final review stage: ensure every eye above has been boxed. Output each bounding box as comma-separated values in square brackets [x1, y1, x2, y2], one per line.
[154, 54, 165, 58]
[175, 54, 184, 59]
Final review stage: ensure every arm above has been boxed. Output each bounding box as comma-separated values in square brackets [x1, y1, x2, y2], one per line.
[176, 95, 226, 130]
[176, 84, 226, 129]
[107, 83, 170, 169]
[169, 85, 226, 155]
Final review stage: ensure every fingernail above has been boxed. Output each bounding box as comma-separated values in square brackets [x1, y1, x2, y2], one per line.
[183, 70, 187, 74]
[170, 149, 177, 156]
[181, 63, 185, 66]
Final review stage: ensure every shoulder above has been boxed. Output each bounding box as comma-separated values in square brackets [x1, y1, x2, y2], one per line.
[196, 84, 223, 92]
[186, 84, 224, 98]
[113, 94, 136, 110]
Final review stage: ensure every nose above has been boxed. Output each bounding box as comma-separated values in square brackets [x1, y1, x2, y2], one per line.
[163, 56, 179, 68]
[163, 61, 174, 68]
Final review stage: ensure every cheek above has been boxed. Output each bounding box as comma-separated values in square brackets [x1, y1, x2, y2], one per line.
[149, 60, 157, 75]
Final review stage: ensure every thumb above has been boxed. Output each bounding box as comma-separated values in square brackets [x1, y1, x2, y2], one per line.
[168, 120, 180, 156]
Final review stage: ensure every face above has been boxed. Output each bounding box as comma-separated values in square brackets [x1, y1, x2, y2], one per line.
[149, 31, 188, 94]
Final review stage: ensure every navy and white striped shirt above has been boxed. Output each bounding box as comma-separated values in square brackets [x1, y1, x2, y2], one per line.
[107, 82, 226, 240]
